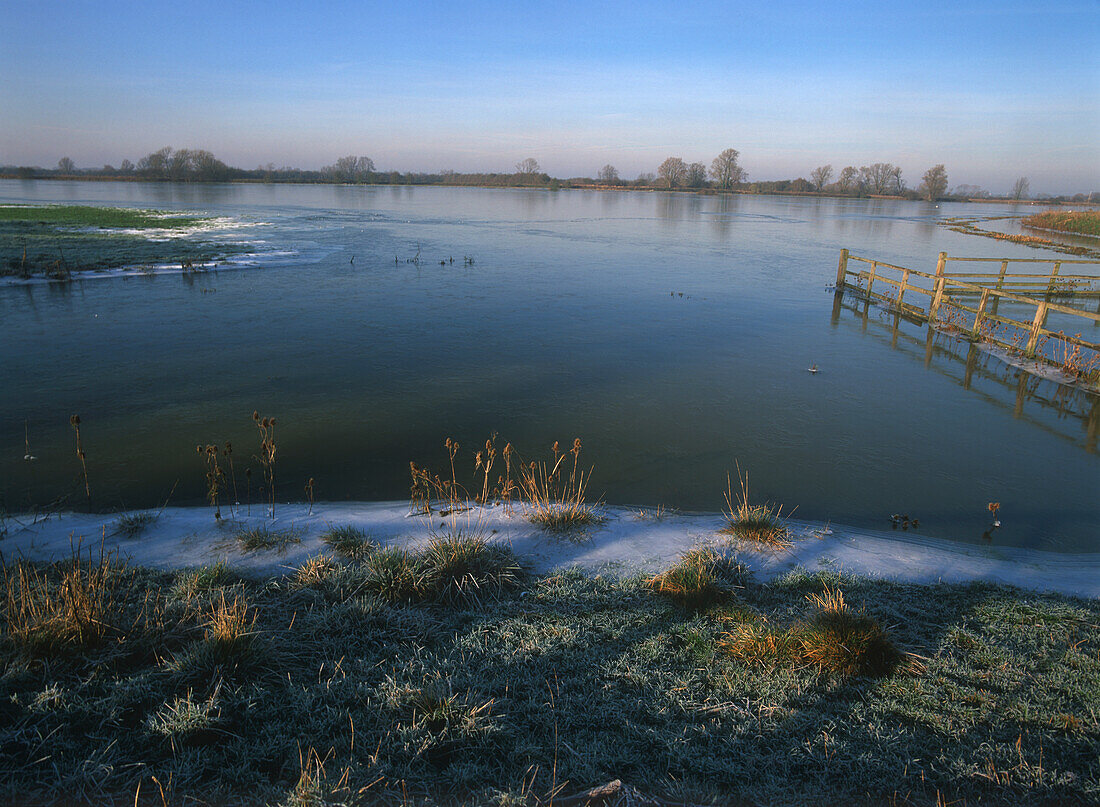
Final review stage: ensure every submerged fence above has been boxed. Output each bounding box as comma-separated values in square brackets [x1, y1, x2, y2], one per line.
[834, 250, 1100, 374]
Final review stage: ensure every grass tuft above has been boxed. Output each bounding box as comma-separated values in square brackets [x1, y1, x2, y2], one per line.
[520, 438, 604, 533]
[720, 585, 908, 679]
[319, 525, 378, 560]
[721, 469, 792, 548]
[292, 554, 341, 589]
[421, 530, 524, 605]
[237, 525, 302, 553]
[202, 590, 257, 661]
[648, 547, 749, 608]
[172, 560, 233, 599]
[2, 548, 129, 656]
[796, 586, 905, 677]
[359, 547, 426, 603]
[113, 511, 157, 538]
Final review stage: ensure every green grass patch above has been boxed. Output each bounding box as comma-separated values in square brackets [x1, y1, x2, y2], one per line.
[1022, 210, 1100, 237]
[1, 561, 1098, 805]
[0, 204, 205, 229]
[0, 203, 245, 278]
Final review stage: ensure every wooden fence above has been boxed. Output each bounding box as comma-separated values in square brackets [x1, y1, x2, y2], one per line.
[834, 250, 1100, 363]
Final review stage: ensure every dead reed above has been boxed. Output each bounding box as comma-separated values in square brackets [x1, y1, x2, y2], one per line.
[252, 411, 278, 519]
[69, 414, 90, 507]
[196, 443, 226, 520]
[520, 438, 602, 531]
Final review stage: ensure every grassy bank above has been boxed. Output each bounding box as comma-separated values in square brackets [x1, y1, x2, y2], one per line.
[2, 541, 1097, 806]
[0, 204, 242, 279]
[1022, 211, 1100, 238]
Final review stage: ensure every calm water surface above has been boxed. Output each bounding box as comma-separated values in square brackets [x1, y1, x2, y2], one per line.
[1, 180, 1097, 551]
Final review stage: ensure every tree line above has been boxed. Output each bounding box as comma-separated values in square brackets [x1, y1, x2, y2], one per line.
[4, 148, 1093, 203]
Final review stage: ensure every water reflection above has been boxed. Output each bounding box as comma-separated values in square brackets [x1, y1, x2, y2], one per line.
[832, 291, 1100, 453]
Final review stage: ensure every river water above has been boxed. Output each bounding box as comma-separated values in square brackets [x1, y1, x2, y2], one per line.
[1, 180, 1097, 551]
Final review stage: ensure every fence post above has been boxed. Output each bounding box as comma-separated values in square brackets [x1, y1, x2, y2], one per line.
[896, 268, 910, 309]
[1025, 301, 1049, 357]
[991, 259, 1009, 316]
[935, 251, 947, 278]
[971, 289, 990, 337]
[928, 275, 946, 322]
[866, 261, 878, 298]
[1046, 261, 1062, 296]
[836, 248, 849, 288]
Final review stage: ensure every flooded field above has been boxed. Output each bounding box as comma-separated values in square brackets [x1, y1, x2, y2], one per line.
[1, 180, 1097, 551]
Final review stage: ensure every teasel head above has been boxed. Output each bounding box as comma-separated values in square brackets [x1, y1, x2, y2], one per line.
[196, 444, 203, 454]
[475, 450, 484, 470]
[252, 410, 260, 421]
[70, 415, 81, 427]
[572, 437, 582, 455]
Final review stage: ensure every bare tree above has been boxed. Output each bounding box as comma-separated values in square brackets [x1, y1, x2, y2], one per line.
[860, 163, 898, 195]
[687, 162, 708, 188]
[709, 148, 745, 189]
[515, 157, 540, 175]
[57, 157, 75, 173]
[119, 159, 134, 174]
[326, 156, 374, 182]
[658, 157, 688, 189]
[889, 165, 905, 194]
[597, 164, 619, 184]
[635, 172, 656, 186]
[809, 165, 833, 191]
[1012, 176, 1030, 200]
[837, 166, 859, 193]
[920, 164, 949, 201]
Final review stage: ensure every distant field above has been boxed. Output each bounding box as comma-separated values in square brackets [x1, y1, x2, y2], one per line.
[1021, 210, 1100, 237]
[0, 204, 237, 277]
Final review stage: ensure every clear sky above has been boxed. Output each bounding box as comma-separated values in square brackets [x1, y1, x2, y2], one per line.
[2, 0, 1097, 194]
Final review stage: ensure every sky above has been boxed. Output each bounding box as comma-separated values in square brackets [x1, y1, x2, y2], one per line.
[1, 0, 1098, 195]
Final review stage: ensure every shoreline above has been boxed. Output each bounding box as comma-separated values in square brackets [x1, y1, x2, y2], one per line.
[5, 501, 1098, 598]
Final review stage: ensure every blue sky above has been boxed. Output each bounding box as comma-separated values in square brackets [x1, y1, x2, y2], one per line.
[2, 0, 1097, 194]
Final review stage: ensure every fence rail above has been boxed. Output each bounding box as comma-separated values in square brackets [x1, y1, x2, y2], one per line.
[834, 249, 1100, 371]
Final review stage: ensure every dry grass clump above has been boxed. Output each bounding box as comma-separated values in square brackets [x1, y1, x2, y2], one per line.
[320, 525, 378, 560]
[521, 438, 603, 532]
[721, 469, 792, 549]
[421, 531, 523, 605]
[796, 587, 905, 677]
[2, 548, 130, 656]
[1021, 210, 1100, 237]
[720, 585, 908, 679]
[236, 525, 302, 553]
[203, 590, 257, 660]
[292, 554, 341, 589]
[648, 547, 749, 609]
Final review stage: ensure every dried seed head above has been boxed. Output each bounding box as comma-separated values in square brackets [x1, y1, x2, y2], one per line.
[196, 444, 203, 454]
[70, 415, 81, 426]
[252, 410, 260, 421]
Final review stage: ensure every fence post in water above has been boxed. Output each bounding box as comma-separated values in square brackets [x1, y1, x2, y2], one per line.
[866, 261, 878, 298]
[929, 275, 947, 322]
[896, 268, 910, 309]
[991, 259, 1009, 317]
[1025, 301, 1049, 357]
[971, 289, 991, 337]
[935, 251, 947, 278]
[835, 249, 849, 288]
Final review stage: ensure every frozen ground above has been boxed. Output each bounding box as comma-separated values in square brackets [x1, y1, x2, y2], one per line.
[3, 502, 1098, 598]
